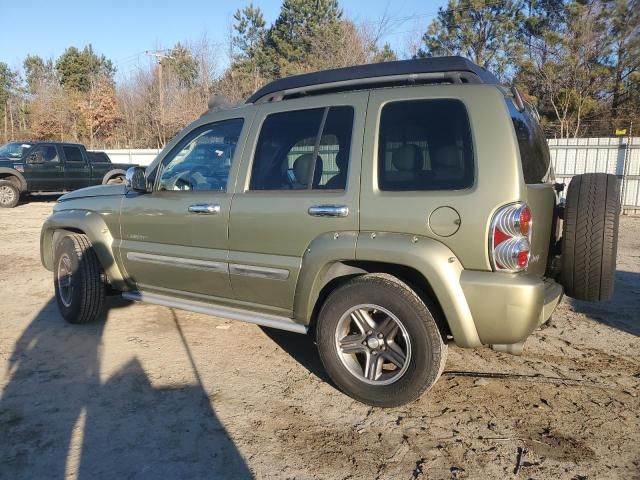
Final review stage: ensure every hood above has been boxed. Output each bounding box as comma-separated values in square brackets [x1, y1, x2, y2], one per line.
[58, 183, 126, 202]
[0, 158, 19, 167]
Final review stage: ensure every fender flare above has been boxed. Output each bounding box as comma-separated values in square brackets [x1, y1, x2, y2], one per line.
[40, 209, 129, 291]
[293, 231, 482, 348]
[293, 231, 360, 325]
[0, 167, 27, 191]
[102, 169, 127, 184]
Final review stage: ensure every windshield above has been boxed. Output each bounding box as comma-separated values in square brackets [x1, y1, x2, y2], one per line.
[0, 142, 33, 159]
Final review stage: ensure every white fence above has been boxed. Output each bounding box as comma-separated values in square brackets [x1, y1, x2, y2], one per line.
[102, 149, 160, 167]
[549, 137, 640, 214]
[105, 137, 640, 213]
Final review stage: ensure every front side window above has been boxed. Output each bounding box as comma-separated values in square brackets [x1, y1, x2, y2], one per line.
[250, 106, 354, 191]
[29, 145, 59, 163]
[157, 119, 244, 192]
[63, 146, 83, 162]
[378, 99, 474, 191]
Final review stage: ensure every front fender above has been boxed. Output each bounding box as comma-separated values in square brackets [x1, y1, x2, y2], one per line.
[40, 209, 129, 290]
[0, 167, 27, 191]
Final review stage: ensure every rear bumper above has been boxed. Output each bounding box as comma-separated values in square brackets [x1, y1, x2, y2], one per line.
[460, 271, 563, 345]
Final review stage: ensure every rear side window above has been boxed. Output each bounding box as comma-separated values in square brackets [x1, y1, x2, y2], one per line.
[507, 99, 552, 184]
[89, 152, 111, 163]
[250, 106, 354, 191]
[63, 146, 84, 162]
[378, 99, 474, 191]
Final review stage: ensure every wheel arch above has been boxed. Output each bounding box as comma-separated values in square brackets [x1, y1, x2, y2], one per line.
[307, 261, 450, 339]
[102, 169, 127, 184]
[41, 210, 129, 290]
[294, 232, 483, 348]
[0, 168, 27, 191]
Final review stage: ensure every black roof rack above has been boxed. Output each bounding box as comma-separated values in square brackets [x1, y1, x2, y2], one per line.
[246, 56, 499, 104]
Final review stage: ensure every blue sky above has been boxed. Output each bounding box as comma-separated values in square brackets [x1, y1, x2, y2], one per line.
[0, 0, 447, 80]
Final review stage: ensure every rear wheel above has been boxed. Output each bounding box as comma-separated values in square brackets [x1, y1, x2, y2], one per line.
[106, 175, 124, 185]
[0, 180, 19, 208]
[560, 173, 620, 301]
[316, 274, 447, 407]
[54, 234, 106, 324]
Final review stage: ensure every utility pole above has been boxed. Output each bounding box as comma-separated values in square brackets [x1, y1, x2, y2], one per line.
[145, 50, 174, 146]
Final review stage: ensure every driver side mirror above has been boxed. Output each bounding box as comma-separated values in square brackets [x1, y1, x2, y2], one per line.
[125, 166, 147, 193]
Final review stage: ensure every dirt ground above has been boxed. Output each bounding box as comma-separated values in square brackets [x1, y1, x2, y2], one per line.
[0, 198, 638, 480]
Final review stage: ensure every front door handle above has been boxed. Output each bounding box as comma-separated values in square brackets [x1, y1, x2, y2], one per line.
[308, 204, 349, 218]
[188, 204, 221, 215]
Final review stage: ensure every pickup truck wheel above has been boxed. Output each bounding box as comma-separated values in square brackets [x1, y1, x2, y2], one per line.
[316, 273, 447, 407]
[54, 234, 106, 324]
[560, 173, 620, 301]
[0, 180, 19, 208]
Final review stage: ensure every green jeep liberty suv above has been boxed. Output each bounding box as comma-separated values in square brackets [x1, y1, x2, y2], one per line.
[40, 57, 620, 407]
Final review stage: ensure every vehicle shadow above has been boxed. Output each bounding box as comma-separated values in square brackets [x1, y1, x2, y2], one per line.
[0, 297, 253, 479]
[569, 270, 640, 336]
[259, 327, 332, 385]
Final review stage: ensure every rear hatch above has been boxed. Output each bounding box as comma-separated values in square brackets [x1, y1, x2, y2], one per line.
[506, 98, 557, 277]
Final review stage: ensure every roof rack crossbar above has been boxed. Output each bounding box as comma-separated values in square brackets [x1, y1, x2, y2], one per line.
[254, 71, 481, 103]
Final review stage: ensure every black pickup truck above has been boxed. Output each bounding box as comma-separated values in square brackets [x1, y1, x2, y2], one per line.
[0, 141, 138, 208]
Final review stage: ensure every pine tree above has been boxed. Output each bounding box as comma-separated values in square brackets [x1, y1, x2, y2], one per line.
[23, 55, 56, 93]
[266, 0, 344, 75]
[56, 45, 115, 92]
[418, 0, 525, 80]
[164, 43, 199, 88]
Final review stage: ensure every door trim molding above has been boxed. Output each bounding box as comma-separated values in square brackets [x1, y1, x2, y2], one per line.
[229, 263, 290, 280]
[126, 251, 227, 273]
[126, 251, 290, 280]
[122, 290, 307, 334]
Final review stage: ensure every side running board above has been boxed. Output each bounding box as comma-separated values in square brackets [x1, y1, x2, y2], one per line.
[122, 291, 307, 334]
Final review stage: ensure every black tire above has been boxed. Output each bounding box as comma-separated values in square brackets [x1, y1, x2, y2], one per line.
[560, 173, 620, 301]
[54, 234, 106, 324]
[106, 175, 124, 185]
[316, 273, 447, 407]
[0, 179, 20, 208]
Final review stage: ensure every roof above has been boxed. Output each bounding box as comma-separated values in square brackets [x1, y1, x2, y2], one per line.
[246, 56, 500, 104]
[29, 141, 85, 147]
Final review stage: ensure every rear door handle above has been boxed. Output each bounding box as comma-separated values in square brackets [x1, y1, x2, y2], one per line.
[188, 204, 220, 215]
[308, 205, 349, 218]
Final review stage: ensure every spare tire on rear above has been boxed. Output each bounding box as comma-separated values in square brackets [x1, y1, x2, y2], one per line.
[560, 173, 620, 301]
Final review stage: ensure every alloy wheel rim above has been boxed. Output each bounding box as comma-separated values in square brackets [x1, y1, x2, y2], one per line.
[0, 185, 15, 205]
[334, 304, 412, 386]
[57, 253, 73, 308]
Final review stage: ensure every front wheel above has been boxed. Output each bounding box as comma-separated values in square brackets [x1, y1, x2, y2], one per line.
[316, 274, 447, 407]
[54, 234, 106, 324]
[0, 180, 20, 208]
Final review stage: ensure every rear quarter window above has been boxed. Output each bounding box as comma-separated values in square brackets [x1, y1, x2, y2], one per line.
[377, 99, 474, 191]
[507, 99, 552, 184]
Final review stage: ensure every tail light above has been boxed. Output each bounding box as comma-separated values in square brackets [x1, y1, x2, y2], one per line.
[489, 203, 532, 272]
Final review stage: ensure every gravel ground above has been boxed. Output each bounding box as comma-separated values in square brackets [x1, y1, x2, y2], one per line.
[0, 198, 638, 479]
